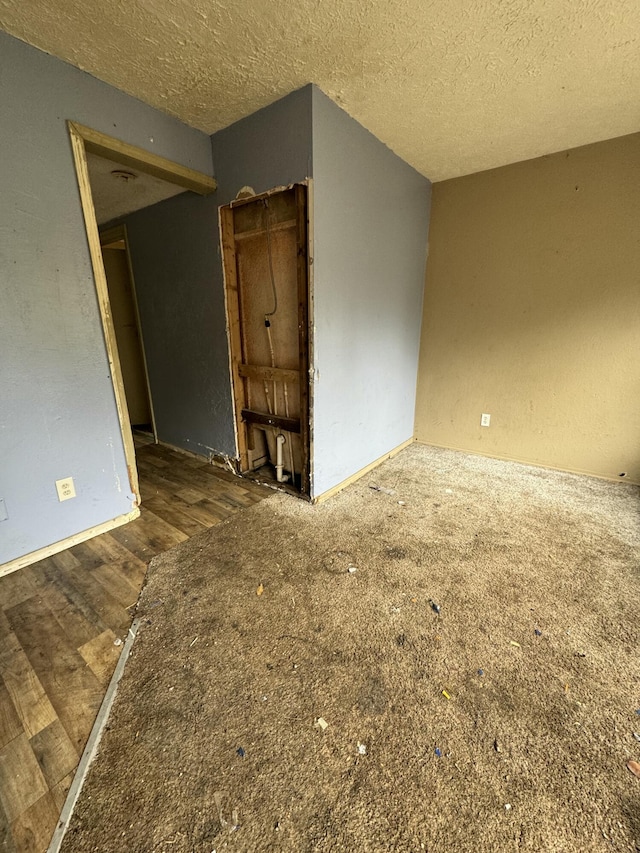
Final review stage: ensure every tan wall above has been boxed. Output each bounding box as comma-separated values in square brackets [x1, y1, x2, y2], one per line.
[415, 133, 640, 484]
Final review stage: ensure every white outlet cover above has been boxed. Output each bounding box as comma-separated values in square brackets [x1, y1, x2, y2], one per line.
[56, 477, 76, 502]
[481, 413, 491, 427]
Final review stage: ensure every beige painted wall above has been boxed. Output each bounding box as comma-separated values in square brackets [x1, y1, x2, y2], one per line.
[415, 133, 640, 484]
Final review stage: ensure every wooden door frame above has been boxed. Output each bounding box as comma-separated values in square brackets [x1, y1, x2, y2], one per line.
[68, 121, 217, 503]
[220, 182, 313, 497]
[99, 223, 158, 443]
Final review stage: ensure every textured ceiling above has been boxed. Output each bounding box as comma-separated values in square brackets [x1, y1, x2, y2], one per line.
[87, 153, 185, 225]
[1, 0, 639, 180]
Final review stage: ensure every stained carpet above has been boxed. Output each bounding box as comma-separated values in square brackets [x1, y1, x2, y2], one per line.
[61, 444, 640, 852]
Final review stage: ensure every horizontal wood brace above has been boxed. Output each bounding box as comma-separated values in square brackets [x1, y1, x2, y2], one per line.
[238, 364, 299, 383]
[233, 219, 297, 241]
[241, 409, 301, 434]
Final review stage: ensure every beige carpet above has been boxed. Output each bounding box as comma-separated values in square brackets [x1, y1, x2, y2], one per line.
[61, 444, 640, 852]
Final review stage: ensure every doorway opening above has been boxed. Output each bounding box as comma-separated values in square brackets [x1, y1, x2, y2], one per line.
[221, 185, 311, 498]
[99, 225, 154, 439]
[68, 121, 217, 502]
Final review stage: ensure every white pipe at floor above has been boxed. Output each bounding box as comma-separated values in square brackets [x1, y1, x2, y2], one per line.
[276, 433, 289, 483]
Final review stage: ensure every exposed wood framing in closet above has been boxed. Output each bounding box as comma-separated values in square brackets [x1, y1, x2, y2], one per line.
[221, 184, 311, 497]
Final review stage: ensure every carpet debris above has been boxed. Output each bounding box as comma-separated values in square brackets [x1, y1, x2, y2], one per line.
[369, 485, 395, 495]
[626, 760, 640, 778]
[314, 717, 329, 731]
[256, 583, 264, 596]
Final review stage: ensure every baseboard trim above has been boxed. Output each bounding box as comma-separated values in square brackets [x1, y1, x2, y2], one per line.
[0, 508, 140, 579]
[415, 439, 639, 486]
[312, 438, 414, 504]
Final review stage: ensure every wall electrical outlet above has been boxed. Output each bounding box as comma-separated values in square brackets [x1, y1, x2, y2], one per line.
[481, 413, 491, 427]
[55, 477, 76, 502]
[0, 499, 8, 522]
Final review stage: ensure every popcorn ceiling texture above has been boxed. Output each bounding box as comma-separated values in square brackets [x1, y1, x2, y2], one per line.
[0, 0, 639, 179]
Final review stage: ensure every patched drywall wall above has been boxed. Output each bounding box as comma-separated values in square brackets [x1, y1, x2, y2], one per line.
[311, 87, 431, 498]
[2, 0, 640, 180]
[415, 133, 640, 483]
[0, 32, 214, 566]
[124, 193, 235, 457]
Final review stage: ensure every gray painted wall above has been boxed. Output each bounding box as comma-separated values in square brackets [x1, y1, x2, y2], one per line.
[208, 85, 313, 462]
[210, 85, 313, 206]
[311, 87, 431, 497]
[124, 192, 235, 457]
[0, 32, 214, 565]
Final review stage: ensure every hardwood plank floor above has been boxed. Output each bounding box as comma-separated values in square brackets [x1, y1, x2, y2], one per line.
[0, 440, 268, 852]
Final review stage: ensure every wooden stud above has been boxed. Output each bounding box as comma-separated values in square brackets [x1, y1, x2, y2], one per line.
[68, 123, 217, 195]
[68, 122, 140, 507]
[305, 179, 315, 496]
[220, 205, 249, 472]
[295, 184, 311, 496]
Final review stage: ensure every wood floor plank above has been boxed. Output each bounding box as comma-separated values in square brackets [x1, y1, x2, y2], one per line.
[89, 563, 141, 611]
[48, 549, 81, 573]
[78, 630, 121, 687]
[81, 533, 148, 578]
[154, 492, 228, 527]
[132, 508, 189, 551]
[0, 635, 57, 740]
[49, 560, 131, 638]
[108, 520, 160, 564]
[142, 496, 209, 538]
[10, 791, 59, 853]
[0, 734, 48, 822]
[5, 600, 104, 753]
[29, 720, 78, 789]
[34, 583, 99, 651]
[44, 558, 110, 638]
[0, 570, 39, 613]
[65, 542, 105, 572]
[84, 546, 147, 593]
[0, 609, 13, 641]
[50, 771, 74, 814]
[0, 800, 18, 853]
[0, 438, 269, 853]
[0, 682, 23, 752]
